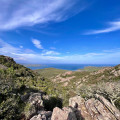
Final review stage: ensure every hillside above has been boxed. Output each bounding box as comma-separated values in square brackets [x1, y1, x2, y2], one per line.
[35, 68, 68, 78]
[35, 65, 120, 108]
[0, 55, 120, 120]
[0, 55, 59, 120]
[0, 55, 40, 119]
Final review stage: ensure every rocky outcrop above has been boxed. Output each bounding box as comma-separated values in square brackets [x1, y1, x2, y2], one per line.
[69, 96, 92, 120]
[53, 75, 75, 83]
[30, 111, 52, 120]
[62, 71, 73, 76]
[28, 93, 120, 120]
[0, 55, 16, 66]
[28, 93, 44, 108]
[111, 69, 120, 77]
[22, 92, 44, 119]
[95, 94, 120, 120]
[69, 95, 120, 120]
[51, 107, 77, 120]
[0, 64, 7, 69]
[23, 92, 120, 120]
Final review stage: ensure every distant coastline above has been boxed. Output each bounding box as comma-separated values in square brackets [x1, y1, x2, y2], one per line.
[24, 64, 116, 71]
[23, 64, 42, 67]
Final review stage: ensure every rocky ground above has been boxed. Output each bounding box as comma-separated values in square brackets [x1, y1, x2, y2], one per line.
[21, 92, 120, 120]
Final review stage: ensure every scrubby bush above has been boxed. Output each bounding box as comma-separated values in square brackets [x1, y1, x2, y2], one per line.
[43, 97, 62, 111]
[114, 98, 120, 110]
[0, 94, 24, 120]
[76, 82, 120, 107]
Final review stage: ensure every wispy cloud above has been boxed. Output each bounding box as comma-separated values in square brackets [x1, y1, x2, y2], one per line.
[61, 51, 120, 64]
[42, 50, 60, 56]
[85, 20, 120, 35]
[0, 0, 87, 30]
[32, 39, 43, 49]
[31, 39, 60, 55]
[103, 48, 120, 53]
[0, 39, 20, 55]
[15, 49, 120, 64]
[13, 53, 63, 63]
[20, 46, 23, 48]
[0, 38, 62, 63]
[1, 39, 120, 64]
[50, 47, 56, 50]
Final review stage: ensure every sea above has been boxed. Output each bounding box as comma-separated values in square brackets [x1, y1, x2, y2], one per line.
[26, 64, 116, 71]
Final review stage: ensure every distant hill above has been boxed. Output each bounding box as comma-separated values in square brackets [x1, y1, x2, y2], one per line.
[23, 64, 42, 67]
[77, 66, 107, 72]
[35, 68, 68, 78]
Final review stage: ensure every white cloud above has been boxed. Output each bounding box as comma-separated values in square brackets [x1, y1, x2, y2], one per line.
[85, 21, 120, 35]
[0, 39, 62, 63]
[20, 46, 23, 48]
[0, 39, 20, 55]
[61, 51, 120, 64]
[32, 39, 43, 49]
[103, 48, 120, 53]
[0, 39, 120, 64]
[0, 0, 86, 30]
[42, 50, 60, 56]
[14, 53, 63, 63]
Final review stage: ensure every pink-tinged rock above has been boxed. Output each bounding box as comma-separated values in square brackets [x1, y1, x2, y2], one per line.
[69, 95, 120, 120]
[51, 107, 77, 120]
[30, 111, 52, 120]
[30, 114, 42, 120]
[85, 98, 115, 120]
[69, 96, 92, 120]
[95, 94, 120, 120]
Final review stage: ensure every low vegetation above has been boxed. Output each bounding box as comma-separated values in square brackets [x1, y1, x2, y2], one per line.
[35, 63, 120, 108]
[0, 55, 60, 119]
[35, 68, 68, 78]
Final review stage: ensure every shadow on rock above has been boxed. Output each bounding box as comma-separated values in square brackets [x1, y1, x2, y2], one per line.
[43, 97, 63, 111]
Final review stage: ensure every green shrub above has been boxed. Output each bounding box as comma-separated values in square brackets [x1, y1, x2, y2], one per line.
[44, 97, 62, 111]
[114, 98, 120, 110]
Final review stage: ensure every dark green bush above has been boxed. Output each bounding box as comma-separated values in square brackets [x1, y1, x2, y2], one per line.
[44, 97, 62, 111]
[114, 98, 120, 110]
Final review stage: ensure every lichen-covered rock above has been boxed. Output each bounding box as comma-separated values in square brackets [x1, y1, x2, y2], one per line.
[0, 64, 7, 69]
[28, 93, 44, 110]
[69, 96, 92, 120]
[69, 96, 84, 108]
[30, 114, 42, 120]
[30, 111, 52, 120]
[24, 93, 44, 119]
[51, 107, 77, 120]
[95, 94, 120, 120]
[85, 98, 115, 120]
[38, 111, 52, 118]
[69, 95, 120, 120]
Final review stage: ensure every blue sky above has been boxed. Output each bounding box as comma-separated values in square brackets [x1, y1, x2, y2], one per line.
[0, 0, 120, 64]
